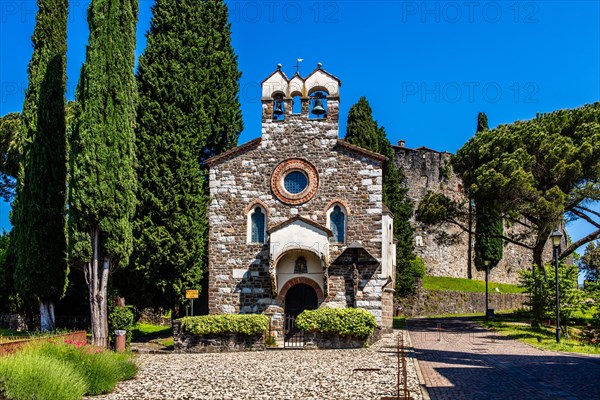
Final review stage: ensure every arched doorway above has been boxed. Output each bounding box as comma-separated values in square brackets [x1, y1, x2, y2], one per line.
[284, 283, 318, 346]
[284, 283, 318, 317]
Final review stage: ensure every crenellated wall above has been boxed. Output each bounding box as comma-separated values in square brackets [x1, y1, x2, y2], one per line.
[393, 143, 554, 284]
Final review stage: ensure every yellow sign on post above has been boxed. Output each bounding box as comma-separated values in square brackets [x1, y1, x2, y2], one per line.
[186, 289, 199, 317]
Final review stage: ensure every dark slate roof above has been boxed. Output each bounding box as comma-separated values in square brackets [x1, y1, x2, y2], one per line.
[336, 140, 387, 162]
[204, 138, 262, 167]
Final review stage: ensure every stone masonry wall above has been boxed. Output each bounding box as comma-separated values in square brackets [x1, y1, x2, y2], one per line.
[208, 104, 390, 327]
[395, 289, 528, 317]
[394, 145, 551, 285]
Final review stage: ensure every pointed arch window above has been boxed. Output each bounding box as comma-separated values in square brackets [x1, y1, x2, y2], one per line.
[328, 204, 346, 243]
[248, 206, 266, 243]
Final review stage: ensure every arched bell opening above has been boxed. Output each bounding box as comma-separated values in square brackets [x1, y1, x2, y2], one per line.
[290, 91, 303, 115]
[272, 92, 285, 121]
[309, 91, 328, 119]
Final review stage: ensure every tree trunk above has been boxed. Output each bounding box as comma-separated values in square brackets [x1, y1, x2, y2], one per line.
[531, 230, 550, 326]
[467, 199, 473, 279]
[532, 243, 547, 275]
[39, 300, 55, 331]
[171, 304, 181, 327]
[86, 226, 111, 348]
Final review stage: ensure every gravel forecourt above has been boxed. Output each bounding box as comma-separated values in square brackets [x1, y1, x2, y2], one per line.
[88, 330, 423, 400]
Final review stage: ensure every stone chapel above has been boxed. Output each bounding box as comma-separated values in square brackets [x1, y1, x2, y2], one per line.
[205, 64, 397, 337]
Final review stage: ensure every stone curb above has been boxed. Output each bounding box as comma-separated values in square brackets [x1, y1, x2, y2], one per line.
[405, 320, 431, 400]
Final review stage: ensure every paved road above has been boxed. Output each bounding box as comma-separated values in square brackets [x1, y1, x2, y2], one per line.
[408, 318, 600, 400]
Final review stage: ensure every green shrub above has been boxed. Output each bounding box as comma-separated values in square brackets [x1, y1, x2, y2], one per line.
[295, 307, 377, 339]
[179, 314, 269, 336]
[264, 335, 277, 347]
[109, 306, 135, 347]
[0, 342, 137, 399]
[396, 256, 426, 296]
[30, 343, 136, 395]
[0, 351, 87, 400]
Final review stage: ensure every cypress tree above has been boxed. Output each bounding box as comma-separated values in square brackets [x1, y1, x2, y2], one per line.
[0, 112, 22, 201]
[346, 97, 380, 152]
[345, 97, 419, 295]
[476, 111, 489, 133]
[12, 0, 68, 331]
[119, 0, 243, 315]
[474, 208, 504, 268]
[473, 111, 503, 270]
[69, 0, 138, 346]
[466, 111, 491, 279]
[473, 111, 503, 320]
[195, 0, 244, 163]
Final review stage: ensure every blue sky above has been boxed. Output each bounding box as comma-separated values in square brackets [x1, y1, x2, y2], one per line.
[0, 0, 599, 261]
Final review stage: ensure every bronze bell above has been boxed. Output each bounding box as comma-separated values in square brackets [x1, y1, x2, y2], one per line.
[311, 99, 326, 115]
[273, 100, 284, 116]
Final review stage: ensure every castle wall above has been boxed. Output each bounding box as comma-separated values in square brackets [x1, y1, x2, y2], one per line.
[394, 145, 544, 285]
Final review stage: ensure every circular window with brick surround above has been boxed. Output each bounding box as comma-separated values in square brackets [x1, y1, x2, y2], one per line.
[271, 159, 319, 205]
[284, 171, 308, 194]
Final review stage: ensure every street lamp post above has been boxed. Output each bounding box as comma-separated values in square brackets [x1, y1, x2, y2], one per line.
[484, 259, 491, 322]
[550, 229, 562, 344]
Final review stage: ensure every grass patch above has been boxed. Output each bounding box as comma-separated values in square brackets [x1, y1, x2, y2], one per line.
[131, 322, 171, 339]
[425, 310, 529, 321]
[422, 275, 525, 294]
[420, 310, 600, 354]
[483, 321, 600, 354]
[426, 312, 486, 319]
[147, 336, 174, 349]
[393, 317, 406, 329]
[0, 329, 25, 337]
[0, 342, 137, 399]
[158, 338, 174, 347]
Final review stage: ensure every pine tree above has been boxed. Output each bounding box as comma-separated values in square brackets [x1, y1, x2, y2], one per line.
[345, 97, 419, 295]
[119, 0, 243, 315]
[12, 0, 68, 331]
[69, 0, 138, 347]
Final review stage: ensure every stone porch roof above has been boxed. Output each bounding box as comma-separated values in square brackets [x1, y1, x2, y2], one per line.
[267, 215, 332, 237]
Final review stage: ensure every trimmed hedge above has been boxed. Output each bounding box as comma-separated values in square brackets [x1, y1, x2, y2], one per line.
[179, 314, 269, 336]
[295, 308, 377, 339]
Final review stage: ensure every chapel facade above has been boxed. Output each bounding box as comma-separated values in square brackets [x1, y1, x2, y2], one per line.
[205, 64, 397, 337]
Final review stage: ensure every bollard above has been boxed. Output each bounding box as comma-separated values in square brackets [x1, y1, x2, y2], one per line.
[114, 330, 126, 352]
